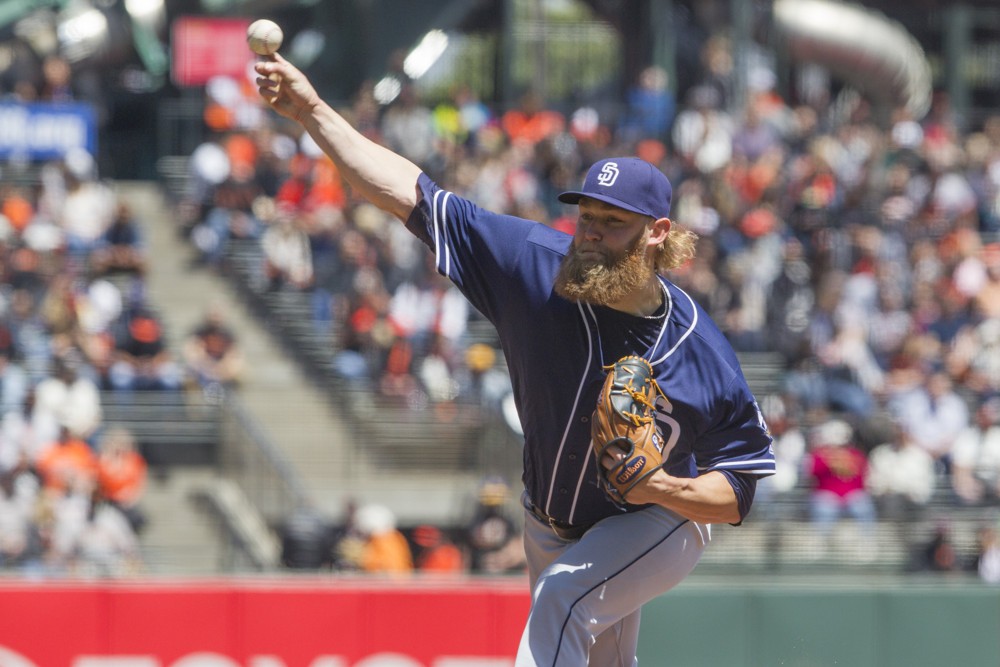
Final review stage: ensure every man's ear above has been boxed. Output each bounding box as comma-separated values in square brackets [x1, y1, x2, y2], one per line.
[647, 217, 672, 246]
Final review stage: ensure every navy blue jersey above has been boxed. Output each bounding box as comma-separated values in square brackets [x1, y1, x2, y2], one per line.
[406, 174, 775, 526]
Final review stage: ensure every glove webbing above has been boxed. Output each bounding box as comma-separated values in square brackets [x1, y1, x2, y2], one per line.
[603, 361, 665, 426]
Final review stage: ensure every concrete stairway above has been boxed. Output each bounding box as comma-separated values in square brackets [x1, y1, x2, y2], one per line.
[116, 181, 352, 496]
[136, 469, 228, 575]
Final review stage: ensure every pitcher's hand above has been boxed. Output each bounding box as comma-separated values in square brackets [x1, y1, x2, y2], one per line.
[255, 53, 322, 124]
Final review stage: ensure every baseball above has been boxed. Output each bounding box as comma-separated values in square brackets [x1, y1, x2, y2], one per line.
[247, 19, 283, 56]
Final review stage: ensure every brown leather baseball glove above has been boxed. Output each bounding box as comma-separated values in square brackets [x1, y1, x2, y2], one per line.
[591, 355, 666, 505]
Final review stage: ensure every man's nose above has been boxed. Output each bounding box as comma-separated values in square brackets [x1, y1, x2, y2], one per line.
[581, 220, 602, 240]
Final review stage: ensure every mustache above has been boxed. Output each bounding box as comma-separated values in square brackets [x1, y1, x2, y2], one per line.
[554, 240, 651, 305]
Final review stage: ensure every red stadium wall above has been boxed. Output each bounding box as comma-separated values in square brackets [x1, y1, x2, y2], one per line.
[0, 578, 530, 666]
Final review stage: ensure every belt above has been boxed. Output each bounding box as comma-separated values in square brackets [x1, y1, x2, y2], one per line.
[525, 501, 594, 541]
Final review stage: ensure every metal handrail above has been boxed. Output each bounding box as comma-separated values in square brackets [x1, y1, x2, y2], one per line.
[219, 393, 313, 525]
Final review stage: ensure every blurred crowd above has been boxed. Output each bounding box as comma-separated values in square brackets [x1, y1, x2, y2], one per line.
[5, 32, 1000, 579]
[279, 478, 526, 577]
[0, 56, 255, 577]
[0, 141, 152, 575]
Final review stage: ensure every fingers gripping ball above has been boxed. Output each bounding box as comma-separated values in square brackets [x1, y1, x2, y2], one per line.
[591, 355, 667, 505]
[247, 19, 284, 56]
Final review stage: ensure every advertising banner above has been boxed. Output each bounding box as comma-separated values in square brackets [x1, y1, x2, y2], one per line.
[172, 17, 256, 87]
[0, 579, 529, 667]
[0, 103, 97, 160]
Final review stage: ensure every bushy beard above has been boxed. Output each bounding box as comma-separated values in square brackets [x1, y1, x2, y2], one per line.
[554, 234, 654, 306]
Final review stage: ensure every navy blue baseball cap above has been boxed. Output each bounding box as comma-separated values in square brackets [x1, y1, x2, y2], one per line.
[558, 157, 672, 219]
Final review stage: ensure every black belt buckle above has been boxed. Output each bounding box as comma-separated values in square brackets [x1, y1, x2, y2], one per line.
[527, 502, 591, 541]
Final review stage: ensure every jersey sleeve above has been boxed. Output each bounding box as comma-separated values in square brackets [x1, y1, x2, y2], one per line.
[694, 377, 776, 478]
[404, 172, 539, 323]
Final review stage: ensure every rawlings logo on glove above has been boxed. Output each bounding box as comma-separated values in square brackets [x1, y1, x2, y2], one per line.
[591, 355, 666, 505]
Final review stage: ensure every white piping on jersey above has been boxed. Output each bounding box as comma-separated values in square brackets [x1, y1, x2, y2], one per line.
[431, 189, 453, 277]
[648, 279, 671, 363]
[703, 458, 776, 468]
[543, 300, 597, 520]
[649, 282, 697, 367]
[584, 280, 672, 369]
[566, 302, 605, 524]
[700, 459, 776, 472]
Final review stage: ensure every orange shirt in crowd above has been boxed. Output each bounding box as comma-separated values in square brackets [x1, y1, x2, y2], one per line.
[362, 530, 414, 575]
[411, 525, 465, 573]
[36, 436, 98, 492]
[97, 450, 148, 506]
[500, 109, 565, 145]
[417, 543, 465, 573]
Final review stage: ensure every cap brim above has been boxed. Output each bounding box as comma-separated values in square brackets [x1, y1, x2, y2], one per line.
[557, 190, 656, 218]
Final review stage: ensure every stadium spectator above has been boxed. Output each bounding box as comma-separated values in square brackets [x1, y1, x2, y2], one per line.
[972, 524, 1000, 584]
[70, 490, 143, 577]
[260, 205, 314, 291]
[330, 274, 394, 386]
[353, 503, 413, 575]
[31, 356, 102, 448]
[39, 55, 74, 102]
[806, 418, 877, 539]
[765, 236, 815, 359]
[500, 89, 565, 148]
[57, 152, 116, 265]
[190, 160, 264, 269]
[279, 504, 336, 570]
[0, 471, 41, 569]
[37, 270, 79, 343]
[927, 283, 973, 347]
[381, 84, 438, 167]
[0, 397, 33, 477]
[889, 370, 969, 473]
[867, 284, 913, 371]
[908, 522, 962, 574]
[411, 524, 464, 574]
[387, 267, 469, 354]
[89, 202, 147, 277]
[75, 279, 124, 385]
[753, 394, 807, 515]
[182, 304, 245, 395]
[866, 419, 937, 520]
[6, 288, 54, 388]
[34, 425, 98, 494]
[108, 308, 182, 392]
[379, 338, 420, 405]
[672, 84, 732, 175]
[95, 427, 148, 534]
[416, 332, 461, 413]
[618, 65, 676, 144]
[329, 498, 366, 572]
[463, 479, 524, 575]
[38, 473, 141, 578]
[949, 317, 1000, 398]
[972, 245, 1000, 319]
[951, 398, 1000, 505]
[456, 343, 512, 413]
[0, 346, 28, 419]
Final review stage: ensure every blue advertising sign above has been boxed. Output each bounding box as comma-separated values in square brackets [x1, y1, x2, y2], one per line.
[0, 102, 97, 160]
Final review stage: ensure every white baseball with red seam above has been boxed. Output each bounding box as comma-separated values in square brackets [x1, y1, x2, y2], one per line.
[247, 19, 283, 56]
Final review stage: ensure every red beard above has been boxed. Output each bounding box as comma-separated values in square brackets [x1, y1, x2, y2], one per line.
[554, 231, 654, 306]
